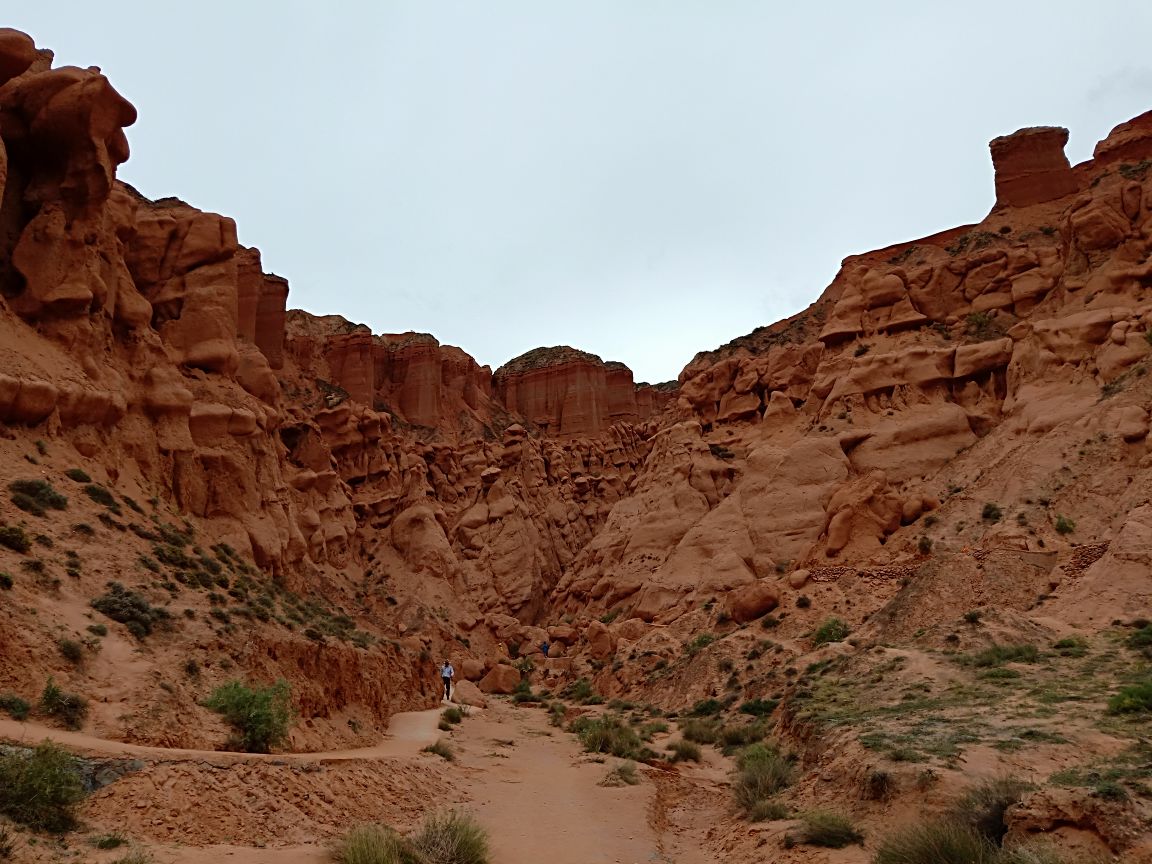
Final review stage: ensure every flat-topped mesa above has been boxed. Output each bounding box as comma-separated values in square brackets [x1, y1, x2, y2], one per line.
[284, 312, 495, 430]
[989, 125, 1078, 209]
[494, 346, 645, 437]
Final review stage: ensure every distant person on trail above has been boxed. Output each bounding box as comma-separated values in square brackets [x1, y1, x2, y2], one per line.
[540, 640, 550, 657]
[440, 660, 454, 702]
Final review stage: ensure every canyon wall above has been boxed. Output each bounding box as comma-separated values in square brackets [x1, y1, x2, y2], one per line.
[3, 25, 1152, 752]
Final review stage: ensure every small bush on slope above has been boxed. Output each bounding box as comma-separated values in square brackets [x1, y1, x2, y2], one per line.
[423, 740, 455, 761]
[336, 811, 491, 864]
[950, 777, 1033, 844]
[791, 811, 863, 848]
[40, 678, 88, 730]
[91, 583, 171, 639]
[1108, 681, 1152, 714]
[732, 743, 793, 818]
[8, 479, 67, 516]
[410, 810, 490, 864]
[0, 742, 85, 832]
[874, 821, 999, 864]
[336, 823, 423, 864]
[667, 739, 701, 762]
[203, 679, 292, 753]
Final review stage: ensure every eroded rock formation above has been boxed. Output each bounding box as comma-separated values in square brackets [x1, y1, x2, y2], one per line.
[3, 28, 1152, 787]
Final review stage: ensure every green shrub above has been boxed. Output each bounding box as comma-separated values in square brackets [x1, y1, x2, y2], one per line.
[793, 811, 863, 848]
[950, 777, 1033, 844]
[1094, 780, 1128, 801]
[748, 799, 790, 821]
[58, 638, 84, 665]
[442, 706, 464, 725]
[733, 744, 793, 817]
[91, 582, 170, 638]
[203, 679, 293, 753]
[547, 701, 567, 727]
[87, 623, 108, 637]
[637, 720, 668, 740]
[0, 823, 12, 859]
[1051, 637, 1087, 657]
[813, 618, 850, 645]
[687, 698, 724, 716]
[0, 525, 31, 554]
[601, 760, 641, 786]
[0, 742, 85, 832]
[739, 698, 778, 717]
[336, 823, 422, 864]
[967, 644, 1039, 667]
[1107, 681, 1152, 714]
[511, 679, 540, 704]
[93, 832, 128, 849]
[874, 821, 998, 864]
[1054, 514, 1074, 535]
[563, 678, 595, 704]
[410, 809, 490, 864]
[423, 739, 455, 761]
[863, 768, 892, 801]
[0, 572, 11, 590]
[0, 693, 30, 721]
[64, 468, 91, 483]
[8, 479, 68, 516]
[719, 722, 766, 749]
[574, 714, 650, 760]
[680, 718, 719, 744]
[40, 679, 88, 730]
[981, 503, 1002, 522]
[667, 739, 702, 762]
[1127, 623, 1152, 649]
[83, 484, 121, 514]
[685, 633, 715, 655]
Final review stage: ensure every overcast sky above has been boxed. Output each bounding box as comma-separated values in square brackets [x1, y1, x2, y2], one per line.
[12, 2, 1152, 382]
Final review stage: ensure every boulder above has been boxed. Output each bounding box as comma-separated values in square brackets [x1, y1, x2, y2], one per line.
[725, 580, 780, 624]
[584, 620, 617, 661]
[615, 618, 648, 641]
[478, 664, 522, 695]
[787, 569, 811, 590]
[547, 624, 578, 644]
[452, 680, 487, 709]
[460, 658, 486, 681]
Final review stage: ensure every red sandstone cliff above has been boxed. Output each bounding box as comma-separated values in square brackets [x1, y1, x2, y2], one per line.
[492, 346, 669, 437]
[4, 29, 1152, 810]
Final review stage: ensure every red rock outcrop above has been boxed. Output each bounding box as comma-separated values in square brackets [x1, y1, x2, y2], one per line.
[552, 111, 1152, 628]
[284, 313, 497, 433]
[493, 346, 617, 437]
[989, 126, 1079, 209]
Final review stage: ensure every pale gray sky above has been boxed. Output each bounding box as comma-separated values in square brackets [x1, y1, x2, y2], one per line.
[11, 2, 1152, 382]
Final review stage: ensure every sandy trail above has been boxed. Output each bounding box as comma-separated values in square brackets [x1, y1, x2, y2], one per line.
[451, 701, 711, 864]
[2, 701, 715, 864]
[0, 708, 443, 764]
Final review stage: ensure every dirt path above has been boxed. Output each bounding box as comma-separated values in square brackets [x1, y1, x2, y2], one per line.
[0, 708, 443, 764]
[2, 701, 717, 864]
[449, 701, 712, 864]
